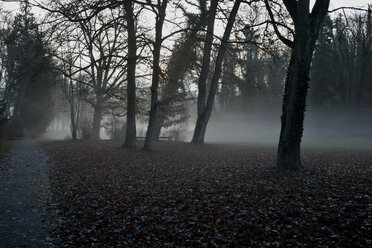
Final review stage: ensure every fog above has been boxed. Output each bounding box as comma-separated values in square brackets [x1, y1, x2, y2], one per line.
[39, 95, 372, 152]
[199, 106, 372, 151]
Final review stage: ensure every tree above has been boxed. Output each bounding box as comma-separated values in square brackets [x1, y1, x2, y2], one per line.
[215, 4, 288, 112]
[143, 0, 169, 150]
[0, 7, 10, 96]
[154, 0, 208, 141]
[40, 0, 136, 141]
[47, 4, 128, 140]
[192, 0, 242, 144]
[195, 0, 218, 128]
[5, 2, 57, 138]
[309, 8, 372, 111]
[264, 0, 330, 170]
[0, 7, 11, 130]
[308, 15, 336, 109]
[77, 9, 127, 140]
[123, 0, 137, 148]
[50, 36, 85, 140]
[61, 63, 84, 140]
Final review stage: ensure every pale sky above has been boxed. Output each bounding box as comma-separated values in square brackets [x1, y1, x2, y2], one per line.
[1, 0, 371, 14]
[327, 0, 370, 10]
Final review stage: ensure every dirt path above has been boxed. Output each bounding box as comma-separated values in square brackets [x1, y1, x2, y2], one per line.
[0, 140, 51, 247]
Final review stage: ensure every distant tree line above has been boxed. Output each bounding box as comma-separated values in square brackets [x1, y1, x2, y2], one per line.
[310, 13, 372, 110]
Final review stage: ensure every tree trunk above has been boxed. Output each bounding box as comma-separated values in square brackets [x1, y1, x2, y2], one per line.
[71, 124, 77, 140]
[154, 119, 162, 141]
[275, 0, 330, 171]
[192, 111, 209, 144]
[143, 81, 159, 150]
[91, 103, 103, 140]
[196, 0, 218, 117]
[276, 51, 311, 170]
[192, 0, 241, 144]
[70, 100, 77, 140]
[155, 1, 208, 135]
[13, 82, 27, 117]
[356, 8, 371, 107]
[69, 78, 78, 140]
[123, 0, 137, 148]
[143, 0, 168, 151]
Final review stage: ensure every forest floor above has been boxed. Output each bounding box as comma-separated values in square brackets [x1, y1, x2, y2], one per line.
[0, 140, 12, 174]
[40, 140, 372, 247]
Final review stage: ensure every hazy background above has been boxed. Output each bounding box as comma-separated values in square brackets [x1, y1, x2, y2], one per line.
[1, 0, 371, 151]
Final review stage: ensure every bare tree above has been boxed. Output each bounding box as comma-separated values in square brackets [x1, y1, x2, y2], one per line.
[123, 0, 137, 148]
[0, 7, 12, 130]
[264, 0, 330, 170]
[154, 0, 209, 140]
[78, 10, 127, 140]
[39, 0, 141, 144]
[192, 0, 242, 144]
[195, 0, 218, 121]
[47, 5, 128, 140]
[143, 0, 169, 150]
[58, 45, 83, 140]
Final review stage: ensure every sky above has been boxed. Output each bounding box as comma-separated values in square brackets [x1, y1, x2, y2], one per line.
[1, 0, 371, 14]
[327, 0, 371, 10]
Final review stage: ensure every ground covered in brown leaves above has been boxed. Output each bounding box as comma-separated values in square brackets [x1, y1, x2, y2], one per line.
[41, 140, 371, 247]
[0, 140, 12, 174]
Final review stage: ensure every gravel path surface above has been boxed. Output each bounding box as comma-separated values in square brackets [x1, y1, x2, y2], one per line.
[0, 140, 50, 247]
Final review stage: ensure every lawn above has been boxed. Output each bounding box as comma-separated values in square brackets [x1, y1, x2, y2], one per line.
[41, 140, 371, 247]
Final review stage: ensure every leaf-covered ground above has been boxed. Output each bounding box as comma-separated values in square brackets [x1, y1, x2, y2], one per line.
[0, 140, 12, 175]
[41, 140, 371, 247]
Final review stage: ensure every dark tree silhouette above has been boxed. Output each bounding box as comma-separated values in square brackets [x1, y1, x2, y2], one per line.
[123, 0, 137, 148]
[143, 0, 169, 151]
[5, 2, 57, 138]
[154, 0, 209, 141]
[265, 0, 330, 170]
[192, 0, 242, 144]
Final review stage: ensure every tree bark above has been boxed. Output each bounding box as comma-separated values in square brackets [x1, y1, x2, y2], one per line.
[155, 1, 208, 139]
[143, 0, 168, 151]
[153, 119, 162, 141]
[356, 8, 371, 107]
[68, 77, 80, 141]
[123, 0, 137, 148]
[277, 50, 311, 170]
[275, 0, 330, 170]
[154, 2, 208, 140]
[196, 0, 218, 117]
[91, 99, 103, 140]
[70, 93, 77, 140]
[192, 0, 241, 144]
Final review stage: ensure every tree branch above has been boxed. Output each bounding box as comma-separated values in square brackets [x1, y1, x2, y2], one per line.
[328, 6, 370, 13]
[264, 0, 294, 48]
